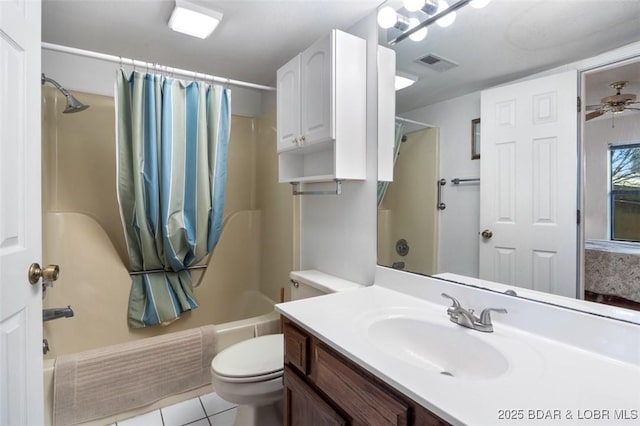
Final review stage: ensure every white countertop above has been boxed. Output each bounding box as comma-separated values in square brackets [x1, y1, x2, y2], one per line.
[276, 284, 640, 426]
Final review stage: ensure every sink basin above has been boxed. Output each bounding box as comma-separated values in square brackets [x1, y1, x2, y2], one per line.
[367, 317, 509, 380]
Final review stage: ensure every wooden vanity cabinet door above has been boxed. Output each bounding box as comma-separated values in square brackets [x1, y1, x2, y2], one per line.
[414, 405, 450, 426]
[284, 365, 346, 426]
[284, 321, 309, 374]
[311, 341, 410, 426]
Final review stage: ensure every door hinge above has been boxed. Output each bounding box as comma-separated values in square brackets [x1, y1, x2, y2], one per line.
[577, 209, 581, 225]
[577, 96, 581, 113]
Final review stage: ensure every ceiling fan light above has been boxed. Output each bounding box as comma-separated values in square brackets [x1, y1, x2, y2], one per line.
[436, 0, 456, 27]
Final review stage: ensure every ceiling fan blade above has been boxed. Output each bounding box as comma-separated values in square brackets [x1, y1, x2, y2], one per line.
[625, 107, 640, 111]
[586, 104, 602, 111]
[586, 110, 605, 121]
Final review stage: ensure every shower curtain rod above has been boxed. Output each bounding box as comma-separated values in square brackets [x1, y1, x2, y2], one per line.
[395, 116, 434, 129]
[42, 42, 276, 92]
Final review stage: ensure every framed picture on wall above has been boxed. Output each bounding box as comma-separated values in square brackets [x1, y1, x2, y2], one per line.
[471, 118, 481, 160]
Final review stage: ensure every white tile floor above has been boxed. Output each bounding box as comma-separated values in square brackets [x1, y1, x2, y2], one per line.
[115, 392, 237, 426]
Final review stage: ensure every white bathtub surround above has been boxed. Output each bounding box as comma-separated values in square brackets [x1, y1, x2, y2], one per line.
[585, 240, 640, 304]
[276, 266, 640, 425]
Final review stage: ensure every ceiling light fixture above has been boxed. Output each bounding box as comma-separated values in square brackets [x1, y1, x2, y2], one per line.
[168, 0, 223, 39]
[404, 0, 438, 14]
[435, 0, 456, 27]
[408, 18, 428, 42]
[380, 0, 483, 45]
[377, 6, 411, 31]
[470, 0, 492, 8]
[395, 74, 418, 91]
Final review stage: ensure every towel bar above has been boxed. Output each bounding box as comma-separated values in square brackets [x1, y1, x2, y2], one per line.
[291, 180, 343, 196]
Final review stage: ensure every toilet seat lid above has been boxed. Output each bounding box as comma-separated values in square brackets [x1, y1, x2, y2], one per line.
[212, 334, 283, 378]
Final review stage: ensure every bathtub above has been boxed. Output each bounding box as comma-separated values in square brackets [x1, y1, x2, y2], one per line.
[43, 290, 279, 426]
[584, 239, 640, 304]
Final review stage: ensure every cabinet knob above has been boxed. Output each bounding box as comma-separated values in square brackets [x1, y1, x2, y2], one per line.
[481, 229, 493, 239]
[292, 137, 298, 144]
[299, 135, 306, 145]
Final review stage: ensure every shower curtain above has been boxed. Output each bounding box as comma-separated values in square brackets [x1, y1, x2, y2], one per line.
[116, 70, 231, 328]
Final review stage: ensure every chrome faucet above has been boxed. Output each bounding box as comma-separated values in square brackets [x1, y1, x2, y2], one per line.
[43, 306, 74, 322]
[441, 293, 506, 332]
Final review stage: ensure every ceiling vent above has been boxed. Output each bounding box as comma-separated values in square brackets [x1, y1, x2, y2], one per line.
[415, 53, 458, 72]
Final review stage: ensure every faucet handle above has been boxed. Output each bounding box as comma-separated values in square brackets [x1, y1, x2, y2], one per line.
[479, 308, 508, 325]
[441, 293, 461, 308]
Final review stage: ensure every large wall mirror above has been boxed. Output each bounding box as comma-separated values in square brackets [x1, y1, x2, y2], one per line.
[376, 0, 640, 322]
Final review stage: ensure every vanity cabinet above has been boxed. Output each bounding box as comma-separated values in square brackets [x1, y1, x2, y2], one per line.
[283, 319, 451, 426]
[276, 29, 366, 183]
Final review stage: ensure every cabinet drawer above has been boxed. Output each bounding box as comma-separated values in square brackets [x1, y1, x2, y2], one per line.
[312, 342, 409, 426]
[284, 322, 309, 374]
[284, 365, 346, 426]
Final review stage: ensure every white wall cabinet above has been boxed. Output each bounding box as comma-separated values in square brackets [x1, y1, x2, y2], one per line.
[277, 29, 366, 183]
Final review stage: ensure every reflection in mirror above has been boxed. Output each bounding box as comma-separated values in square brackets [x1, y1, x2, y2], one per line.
[376, 0, 640, 321]
[378, 119, 438, 275]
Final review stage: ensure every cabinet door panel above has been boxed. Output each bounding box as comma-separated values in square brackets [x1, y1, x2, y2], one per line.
[284, 366, 346, 426]
[284, 322, 309, 374]
[313, 343, 409, 426]
[300, 33, 332, 145]
[277, 55, 300, 152]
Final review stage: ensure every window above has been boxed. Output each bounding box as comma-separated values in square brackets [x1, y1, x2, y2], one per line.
[609, 143, 640, 242]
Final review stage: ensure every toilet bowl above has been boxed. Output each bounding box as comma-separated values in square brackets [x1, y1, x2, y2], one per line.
[210, 270, 362, 426]
[211, 334, 284, 426]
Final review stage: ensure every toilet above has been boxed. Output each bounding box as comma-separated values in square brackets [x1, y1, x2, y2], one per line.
[210, 270, 361, 426]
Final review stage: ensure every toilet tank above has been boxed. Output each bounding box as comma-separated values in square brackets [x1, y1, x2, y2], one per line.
[289, 270, 362, 301]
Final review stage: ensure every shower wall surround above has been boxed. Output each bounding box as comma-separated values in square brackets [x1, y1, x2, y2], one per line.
[41, 87, 294, 357]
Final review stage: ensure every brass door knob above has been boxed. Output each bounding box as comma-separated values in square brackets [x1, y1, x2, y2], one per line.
[28, 263, 60, 285]
[481, 229, 493, 239]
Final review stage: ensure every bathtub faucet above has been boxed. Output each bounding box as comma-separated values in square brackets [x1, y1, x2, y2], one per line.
[43, 306, 74, 322]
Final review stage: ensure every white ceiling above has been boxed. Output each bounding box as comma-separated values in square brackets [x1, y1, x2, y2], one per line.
[387, 0, 640, 112]
[43, 0, 640, 113]
[42, 0, 382, 87]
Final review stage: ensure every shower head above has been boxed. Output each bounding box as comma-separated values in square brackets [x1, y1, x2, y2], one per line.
[41, 73, 90, 113]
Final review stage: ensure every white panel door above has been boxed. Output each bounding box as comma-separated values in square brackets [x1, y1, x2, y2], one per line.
[0, 0, 43, 425]
[480, 70, 578, 297]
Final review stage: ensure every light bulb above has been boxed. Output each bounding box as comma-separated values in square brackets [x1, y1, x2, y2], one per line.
[409, 18, 428, 42]
[470, 0, 492, 8]
[436, 0, 456, 27]
[377, 6, 398, 29]
[403, 0, 424, 12]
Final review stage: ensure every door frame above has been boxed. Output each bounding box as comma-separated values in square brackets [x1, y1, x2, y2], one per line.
[576, 47, 640, 300]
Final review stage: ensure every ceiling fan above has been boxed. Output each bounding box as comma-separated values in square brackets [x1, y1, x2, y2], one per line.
[586, 81, 640, 121]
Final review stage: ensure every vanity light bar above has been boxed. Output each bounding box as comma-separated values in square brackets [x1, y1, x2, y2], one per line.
[389, 0, 472, 45]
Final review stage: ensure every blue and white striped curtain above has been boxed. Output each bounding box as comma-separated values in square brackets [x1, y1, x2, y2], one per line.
[115, 70, 231, 328]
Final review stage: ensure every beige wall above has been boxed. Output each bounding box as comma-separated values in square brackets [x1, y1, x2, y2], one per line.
[378, 128, 439, 275]
[41, 88, 293, 358]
